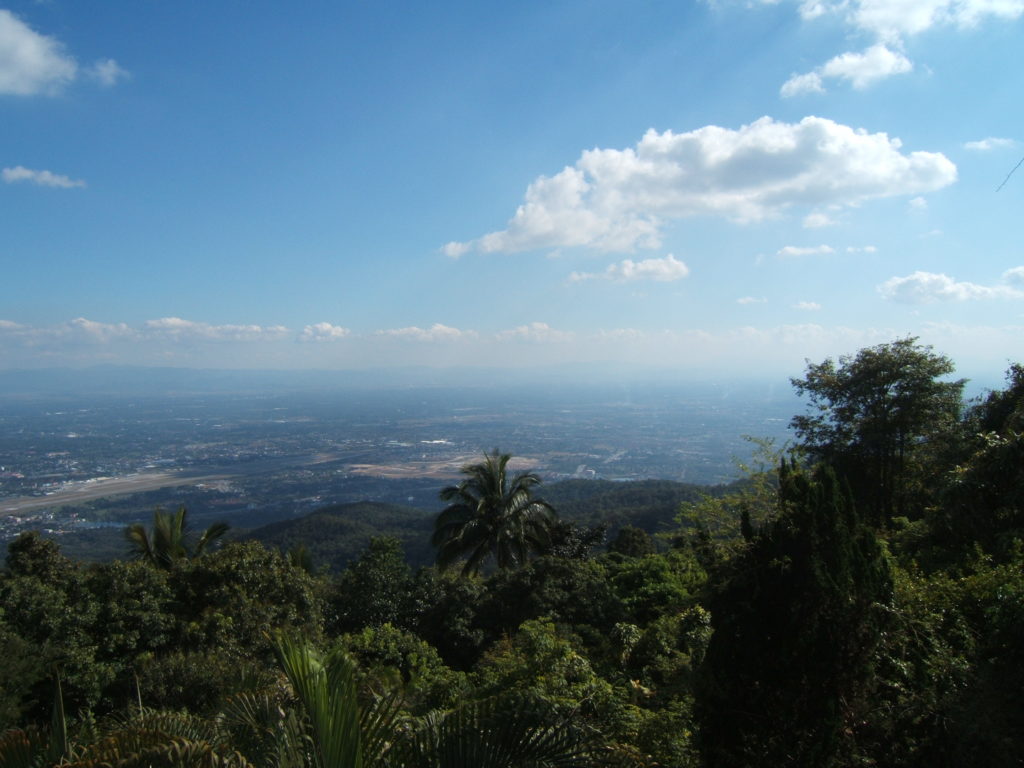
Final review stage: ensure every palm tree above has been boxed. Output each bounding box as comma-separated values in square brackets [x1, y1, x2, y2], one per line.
[125, 506, 229, 569]
[431, 450, 556, 576]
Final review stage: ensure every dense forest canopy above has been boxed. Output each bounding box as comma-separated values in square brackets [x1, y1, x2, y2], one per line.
[1, 339, 1022, 767]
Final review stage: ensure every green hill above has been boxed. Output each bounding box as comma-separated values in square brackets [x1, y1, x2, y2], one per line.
[245, 500, 434, 570]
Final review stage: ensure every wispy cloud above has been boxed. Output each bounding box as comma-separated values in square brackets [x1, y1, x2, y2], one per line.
[495, 322, 574, 343]
[0, 10, 126, 96]
[793, 301, 822, 311]
[737, 296, 767, 305]
[570, 254, 689, 283]
[144, 317, 289, 341]
[446, 117, 955, 256]
[3, 166, 85, 188]
[777, 244, 834, 257]
[803, 212, 836, 228]
[0, 9, 77, 95]
[375, 323, 473, 342]
[87, 58, 129, 87]
[963, 137, 1016, 151]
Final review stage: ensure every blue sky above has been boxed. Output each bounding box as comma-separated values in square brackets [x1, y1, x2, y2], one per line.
[1, 0, 1022, 379]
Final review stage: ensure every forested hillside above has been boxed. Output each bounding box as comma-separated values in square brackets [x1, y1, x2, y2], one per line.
[2, 340, 1022, 767]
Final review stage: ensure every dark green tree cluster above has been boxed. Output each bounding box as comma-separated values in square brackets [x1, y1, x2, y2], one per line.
[2, 339, 1023, 767]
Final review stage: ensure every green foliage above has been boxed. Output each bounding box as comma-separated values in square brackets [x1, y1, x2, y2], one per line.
[173, 542, 324, 660]
[476, 557, 624, 649]
[329, 537, 413, 635]
[405, 568, 487, 670]
[125, 507, 228, 569]
[474, 618, 614, 714]
[605, 550, 704, 625]
[432, 450, 557, 576]
[697, 463, 892, 767]
[791, 337, 964, 523]
[336, 623, 466, 712]
[274, 635, 401, 768]
[930, 364, 1024, 562]
[606, 526, 655, 558]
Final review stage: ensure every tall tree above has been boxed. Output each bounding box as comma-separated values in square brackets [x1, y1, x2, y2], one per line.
[790, 337, 964, 523]
[125, 507, 228, 569]
[432, 450, 556, 576]
[697, 462, 892, 767]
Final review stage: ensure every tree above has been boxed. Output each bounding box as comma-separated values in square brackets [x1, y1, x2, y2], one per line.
[125, 507, 229, 569]
[697, 463, 892, 767]
[790, 338, 964, 523]
[432, 450, 556, 576]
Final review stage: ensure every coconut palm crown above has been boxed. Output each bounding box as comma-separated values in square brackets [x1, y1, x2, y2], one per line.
[125, 506, 229, 569]
[432, 450, 556, 576]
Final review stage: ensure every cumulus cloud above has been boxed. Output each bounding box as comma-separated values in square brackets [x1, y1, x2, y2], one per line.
[376, 323, 471, 342]
[878, 269, 1024, 303]
[908, 196, 928, 210]
[447, 117, 955, 255]
[782, 44, 912, 96]
[781, 1, 1023, 93]
[3, 166, 85, 188]
[570, 254, 690, 283]
[0, 9, 77, 95]
[793, 301, 822, 310]
[88, 58, 129, 87]
[496, 322, 574, 343]
[846, 245, 878, 253]
[300, 322, 350, 342]
[964, 137, 1016, 151]
[144, 317, 289, 341]
[777, 244, 834, 257]
[839, 0, 1024, 40]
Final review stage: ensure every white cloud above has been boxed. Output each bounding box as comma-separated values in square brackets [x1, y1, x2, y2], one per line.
[964, 137, 1016, 151]
[777, 244, 834, 257]
[1000, 266, 1024, 287]
[793, 301, 822, 310]
[796, 0, 1024, 39]
[849, 0, 1024, 39]
[67, 317, 135, 342]
[878, 270, 1024, 303]
[782, 44, 912, 96]
[780, 71, 824, 97]
[376, 323, 472, 342]
[737, 296, 767, 304]
[782, 1, 1022, 94]
[846, 245, 878, 253]
[496, 322, 575, 343]
[0, 9, 77, 95]
[571, 254, 690, 283]
[823, 44, 913, 88]
[144, 317, 290, 341]
[803, 212, 836, 228]
[300, 322, 350, 342]
[448, 117, 956, 255]
[3, 165, 85, 188]
[908, 196, 928, 210]
[88, 58, 128, 87]
[442, 241, 471, 259]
